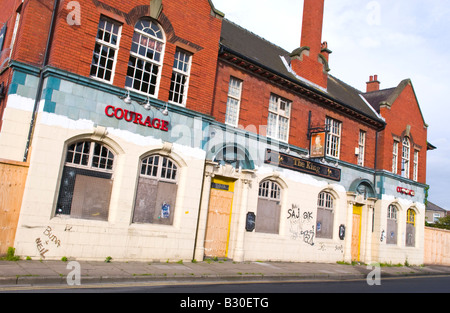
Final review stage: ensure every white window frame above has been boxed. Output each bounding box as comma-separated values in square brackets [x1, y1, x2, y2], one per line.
[140, 155, 178, 183]
[258, 180, 281, 201]
[358, 130, 366, 166]
[392, 141, 399, 174]
[65, 141, 115, 173]
[413, 150, 419, 181]
[90, 16, 122, 83]
[125, 18, 165, 98]
[267, 94, 291, 142]
[433, 213, 441, 223]
[387, 204, 398, 220]
[402, 137, 410, 179]
[169, 49, 192, 106]
[325, 117, 342, 159]
[225, 77, 243, 127]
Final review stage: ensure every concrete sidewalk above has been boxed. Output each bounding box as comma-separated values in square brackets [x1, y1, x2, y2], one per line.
[0, 259, 449, 287]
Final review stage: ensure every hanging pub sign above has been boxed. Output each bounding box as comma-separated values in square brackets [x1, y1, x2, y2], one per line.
[264, 149, 341, 182]
[310, 131, 326, 158]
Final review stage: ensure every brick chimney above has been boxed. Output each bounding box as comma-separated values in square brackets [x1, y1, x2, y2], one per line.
[290, 0, 330, 89]
[366, 75, 380, 92]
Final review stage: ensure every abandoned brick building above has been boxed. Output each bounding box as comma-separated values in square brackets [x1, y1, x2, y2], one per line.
[0, 0, 433, 264]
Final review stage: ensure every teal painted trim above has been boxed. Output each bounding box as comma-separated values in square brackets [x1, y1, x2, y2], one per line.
[326, 157, 375, 175]
[376, 175, 385, 199]
[9, 60, 41, 76]
[39, 65, 217, 123]
[375, 169, 428, 189]
[11, 71, 27, 85]
[43, 101, 56, 113]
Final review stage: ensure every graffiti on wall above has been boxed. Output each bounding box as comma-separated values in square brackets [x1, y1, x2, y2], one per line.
[35, 226, 62, 259]
[288, 204, 315, 246]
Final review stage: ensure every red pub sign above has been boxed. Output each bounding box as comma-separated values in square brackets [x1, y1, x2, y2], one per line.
[105, 105, 169, 132]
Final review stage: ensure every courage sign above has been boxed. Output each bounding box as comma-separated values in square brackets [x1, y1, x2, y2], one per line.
[105, 105, 169, 132]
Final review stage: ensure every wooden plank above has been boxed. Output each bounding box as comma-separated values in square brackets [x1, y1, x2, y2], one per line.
[204, 188, 234, 258]
[0, 161, 29, 255]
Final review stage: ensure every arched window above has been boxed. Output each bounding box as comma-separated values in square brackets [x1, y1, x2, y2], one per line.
[132, 155, 178, 225]
[56, 141, 115, 221]
[402, 137, 410, 179]
[255, 180, 281, 234]
[406, 208, 416, 247]
[125, 18, 165, 97]
[213, 145, 254, 170]
[386, 204, 398, 245]
[316, 191, 334, 239]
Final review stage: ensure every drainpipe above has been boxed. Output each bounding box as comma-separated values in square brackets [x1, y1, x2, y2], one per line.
[23, 0, 60, 162]
[374, 130, 379, 198]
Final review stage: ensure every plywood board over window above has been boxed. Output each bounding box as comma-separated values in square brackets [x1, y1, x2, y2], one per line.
[56, 141, 115, 222]
[133, 178, 177, 225]
[70, 175, 112, 221]
[256, 180, 281, 234]
[132, 155, 179, 225]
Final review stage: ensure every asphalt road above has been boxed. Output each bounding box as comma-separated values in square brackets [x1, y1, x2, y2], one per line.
[2, 275, 449, 294]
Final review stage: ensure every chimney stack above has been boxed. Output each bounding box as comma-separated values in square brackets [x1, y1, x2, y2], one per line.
[366, 75, 380, 92]
[300, 0, 325, 57]
[290, 0, 330, 89]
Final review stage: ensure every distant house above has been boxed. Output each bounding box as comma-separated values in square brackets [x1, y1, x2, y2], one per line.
[426, 202, 448, 223]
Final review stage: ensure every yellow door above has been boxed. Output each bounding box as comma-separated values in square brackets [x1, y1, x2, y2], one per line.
[351, 205, 362, 262]
[204, 178, 235, 258]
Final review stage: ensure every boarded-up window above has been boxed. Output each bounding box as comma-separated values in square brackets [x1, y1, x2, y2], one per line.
[406, 209, 416, 247]
[387, 204, 398, 245]
[316, 192, 334, 239]
[56, 141, 115, 221]
[132, 155, 178, 225]
[255, 181, 281, 234]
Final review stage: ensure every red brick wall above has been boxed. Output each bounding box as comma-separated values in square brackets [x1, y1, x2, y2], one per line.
[377, 83, 428, 184]
[213, 60, 378, 168]
[6, 0, 222, 116]
[0, 0, 24, 131]
[43, 0, 222, 115]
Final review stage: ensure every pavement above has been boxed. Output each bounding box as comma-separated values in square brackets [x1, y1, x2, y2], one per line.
[1, 258, 450, 288]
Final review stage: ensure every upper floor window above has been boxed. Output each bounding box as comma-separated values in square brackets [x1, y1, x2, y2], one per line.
[392, 141, 399, 174]
[413, 150, 419, 182]
[169, 49, 192, 106]
[125, 18, 165, 97]
[225, 77, 243, 127]
[325, 117, 342, 159]
[402, 137, 410, 179]
[358, 130, 366, 166]
[90, 17, 122, 83]
[267, 94, 291, 142]
[56, 141, 115, 221]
